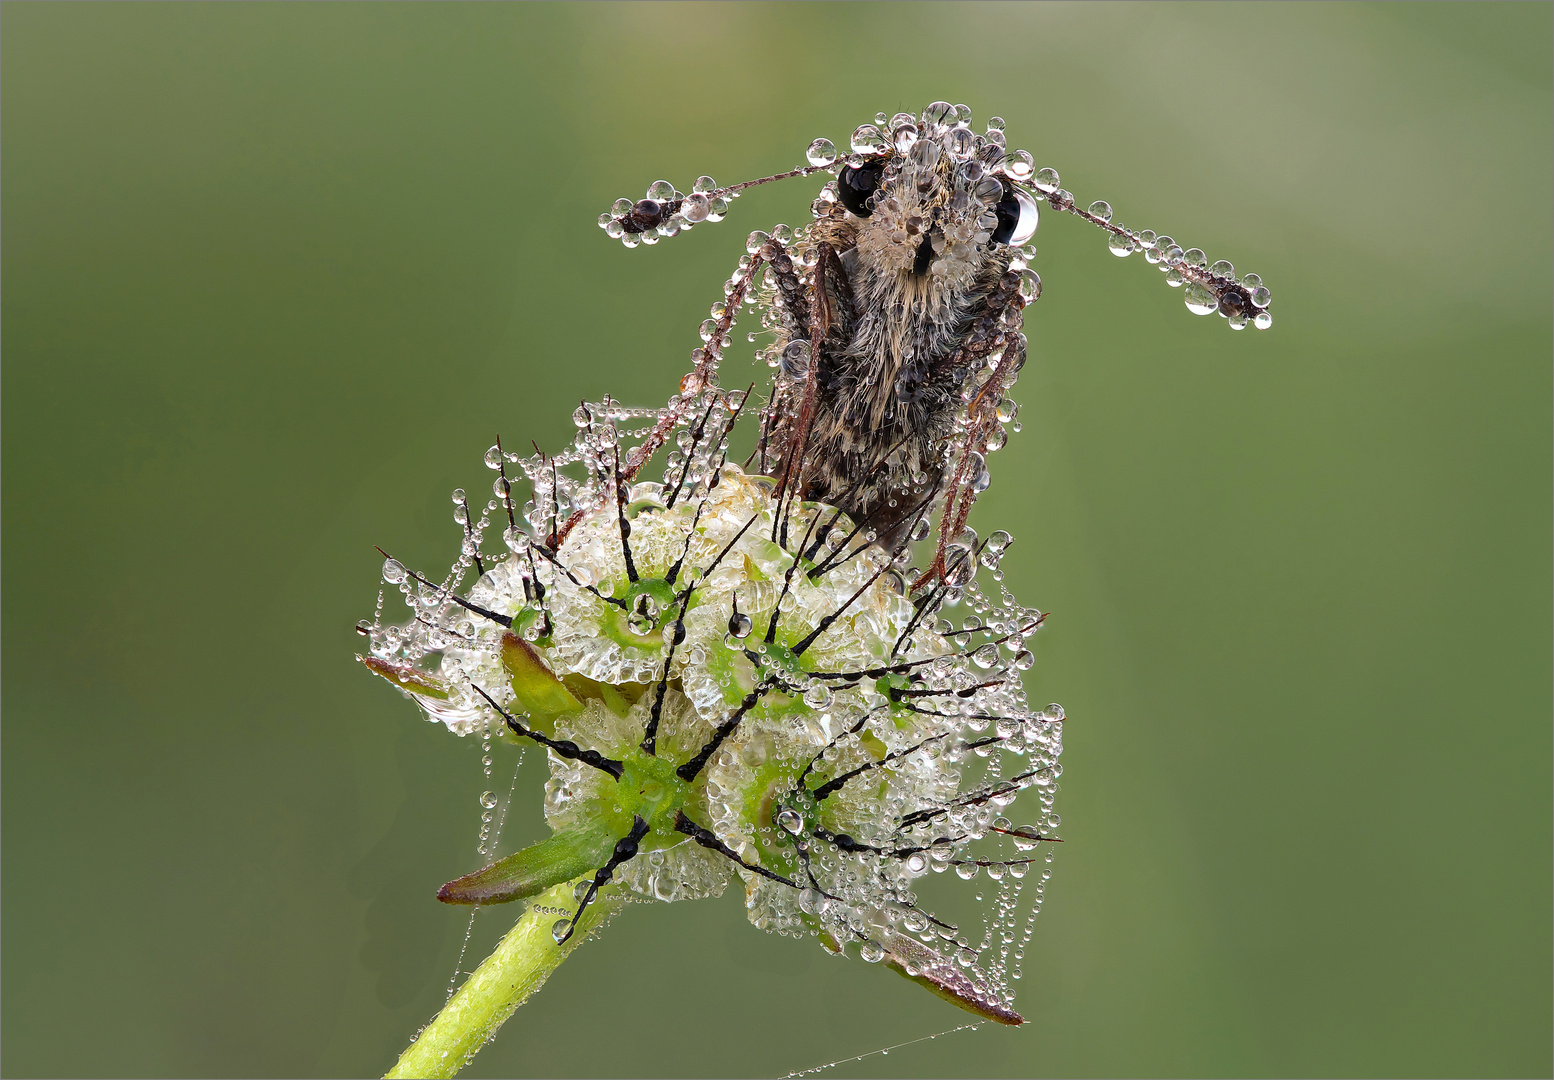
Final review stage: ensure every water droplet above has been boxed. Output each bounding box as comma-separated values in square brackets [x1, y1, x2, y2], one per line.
[922, 101, 955, 127]
[382, 559, 406, 584]
[780, 340, 811, 378]
[1254, 311, 1273, 330]
[647, 179, 675, 201]
[1183, 283, 1217, 315]
[803, 683, 833, 709]
[551, 918, 573, 945]
[628, 592, 661, 635]
[943, 126, 976, 162]
[860, 939, 885, 963]
[479, 790, 498, 809]
[776, 808, 804, 834]
[806, 138, 837, 167]
[850, 124, 886, 155]
[1033, 167, 1060, 193]
[1087, 200, 1113, 222]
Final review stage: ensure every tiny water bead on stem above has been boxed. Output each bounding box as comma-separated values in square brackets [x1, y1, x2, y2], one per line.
[362, 391, 1063, 1076]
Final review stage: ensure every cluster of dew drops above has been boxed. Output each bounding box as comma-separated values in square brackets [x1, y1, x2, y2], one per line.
[601, 101, 1271, 330]
[363, 396, 1064, 1013]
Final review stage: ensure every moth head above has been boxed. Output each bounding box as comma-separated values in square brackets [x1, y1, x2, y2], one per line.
[833, 104, 1039, 289]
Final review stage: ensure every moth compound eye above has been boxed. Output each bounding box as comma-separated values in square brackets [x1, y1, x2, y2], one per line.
[991, 185, 1039, 246]
[837, 160, 885, 217]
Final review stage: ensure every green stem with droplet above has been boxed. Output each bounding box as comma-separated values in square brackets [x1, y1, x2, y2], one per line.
[384, 878, 622, 1079]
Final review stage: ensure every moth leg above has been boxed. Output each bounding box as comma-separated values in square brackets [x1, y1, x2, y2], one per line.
[914, 328, 1027, 592]
[773, 240, 846, 510]
[552, 247, 773, 547]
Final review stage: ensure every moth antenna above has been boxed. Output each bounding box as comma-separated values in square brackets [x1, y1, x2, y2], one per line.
[599, 163, 837, 247]
[1036, 181, 1273, 329]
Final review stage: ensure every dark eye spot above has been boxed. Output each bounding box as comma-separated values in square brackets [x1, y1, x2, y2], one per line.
[990, 184, 1040, 246]
[837, 160, 885, 217]
[991, 186, 1021, 244]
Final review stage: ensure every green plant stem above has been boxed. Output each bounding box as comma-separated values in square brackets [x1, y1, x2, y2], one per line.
[385, 878, 621, 1079]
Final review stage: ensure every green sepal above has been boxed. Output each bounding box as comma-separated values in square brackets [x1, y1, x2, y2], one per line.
[499, 632, 582, 734]
[361, 656, 452, 700]
[559, 672, 633, 718]
[437, 823, 618, 905]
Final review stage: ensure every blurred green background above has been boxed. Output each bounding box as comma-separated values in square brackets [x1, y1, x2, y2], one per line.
[3, 3, 1549, 1077]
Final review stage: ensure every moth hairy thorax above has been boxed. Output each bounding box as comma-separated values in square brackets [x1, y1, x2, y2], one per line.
[769, 134, 1039, 548]
[599, 101, 1271, 585]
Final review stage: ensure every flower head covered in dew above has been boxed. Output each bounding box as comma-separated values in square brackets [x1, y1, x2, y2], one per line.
[361, 386, 1062, 1061]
